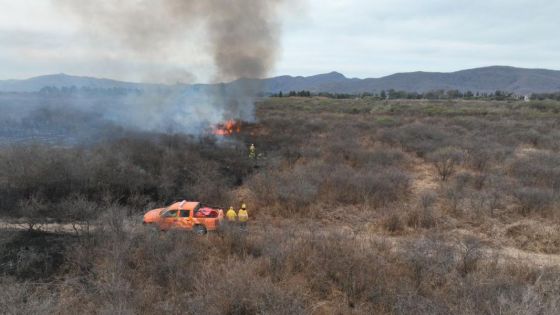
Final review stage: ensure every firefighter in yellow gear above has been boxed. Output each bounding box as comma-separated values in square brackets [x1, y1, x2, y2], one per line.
[238, 203, 249, 230]
[226, 206, 237, 221]
[249, 144, 256, 160]
[238, 203, 249, 222]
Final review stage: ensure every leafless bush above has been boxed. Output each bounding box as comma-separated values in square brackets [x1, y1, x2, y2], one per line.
[513, 187, 555, 216]
[405, 210, 421, 228]
[465, 190, 500, 218]
[384, 213, 404, 233]
[274, 169, 320, 214]
[456, 264, 560, 315]
[466, 147, 492, 172]
[15, 195, 49, 231]
[381, 122, 452, 157]
[428, 147, 464, 181]
[323, 145, 407, 169]
[406, 191, 438, 229]
[513, 129, 545, 147]
[367, 148, 407, 168]
[403, 236, 457, 293]
[326, 166, 411, 206]
[249, 161, 410, 215]
[420, 208, 437, 229]
[419, 190, 437, 211]
[303, 234, 397, 310]
[458, 237, 483, 276]
[406, 209, 437, 230]
[0, 135, 253, 221]
[0, 279, 58, 315]
[57, 195, 99, 236]
[510, 151, 560, 191]
[442, 185, 464, 215]
[393, 293, 451, 315]
[190, 260, 307, 315]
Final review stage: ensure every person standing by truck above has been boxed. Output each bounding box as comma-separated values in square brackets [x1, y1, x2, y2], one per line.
[238, 203, 249, 229]
[226, 206, 237, 222]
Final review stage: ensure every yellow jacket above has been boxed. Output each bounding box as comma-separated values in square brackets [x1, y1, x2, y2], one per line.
[249, 145, 256, 159]
[226, 209, 237, 221]
[238, 209, 249, 222]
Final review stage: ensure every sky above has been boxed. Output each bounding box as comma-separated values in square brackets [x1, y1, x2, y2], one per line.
[1, 0, 560, 83]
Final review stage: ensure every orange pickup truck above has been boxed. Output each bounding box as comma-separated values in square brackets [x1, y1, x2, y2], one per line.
[143, 201, 223, 234]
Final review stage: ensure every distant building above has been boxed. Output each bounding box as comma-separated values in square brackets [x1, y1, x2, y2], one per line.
[524, 95, 530, 102]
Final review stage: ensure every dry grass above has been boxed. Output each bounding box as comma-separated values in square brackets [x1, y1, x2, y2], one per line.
[1, 97, 560, 314]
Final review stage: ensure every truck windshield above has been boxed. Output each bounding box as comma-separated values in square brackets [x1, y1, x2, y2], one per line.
[162, 210, 178, 217]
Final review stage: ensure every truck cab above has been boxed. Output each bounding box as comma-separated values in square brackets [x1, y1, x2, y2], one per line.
[143, 201, 222, 234]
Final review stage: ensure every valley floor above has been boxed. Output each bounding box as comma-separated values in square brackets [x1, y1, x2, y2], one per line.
[2, 97, 560, 314]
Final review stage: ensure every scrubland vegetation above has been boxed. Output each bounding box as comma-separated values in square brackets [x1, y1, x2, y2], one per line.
[2, 97, 560, 314]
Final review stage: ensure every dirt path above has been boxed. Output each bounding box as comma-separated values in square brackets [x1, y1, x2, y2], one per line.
[497, 246, 560, 267]
[409, 155, 439, 196]
[2, 217, 559, 269]
[0, 221, 88, 234]
[402, 152, 560, 268]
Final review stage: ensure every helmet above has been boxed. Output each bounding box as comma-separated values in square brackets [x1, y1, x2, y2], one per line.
[229, 206, 234, 210]
[241, 203, 246, 209]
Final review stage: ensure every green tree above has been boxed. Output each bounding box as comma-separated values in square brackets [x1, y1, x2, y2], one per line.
[380, 90, 387, 99]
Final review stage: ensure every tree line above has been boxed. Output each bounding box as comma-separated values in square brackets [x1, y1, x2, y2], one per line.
[531, 92, 560, 101]
[269, 89, 544, 101]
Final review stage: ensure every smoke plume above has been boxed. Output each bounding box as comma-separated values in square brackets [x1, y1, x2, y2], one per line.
[55, 0, 288, 133]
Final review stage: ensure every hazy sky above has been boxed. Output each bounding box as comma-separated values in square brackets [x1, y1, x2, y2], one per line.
[1, 0, 559, 82]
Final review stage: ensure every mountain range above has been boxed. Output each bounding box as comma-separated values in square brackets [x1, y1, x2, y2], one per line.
[2, 66, 560, 95]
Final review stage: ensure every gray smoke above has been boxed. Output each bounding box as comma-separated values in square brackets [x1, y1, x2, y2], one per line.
[55, 0, 288, 132]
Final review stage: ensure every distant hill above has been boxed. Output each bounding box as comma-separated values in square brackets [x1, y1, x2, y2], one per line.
[261, 66, 560, 95]
[0, 73, 163, 93]
[2, 66, 560, 94]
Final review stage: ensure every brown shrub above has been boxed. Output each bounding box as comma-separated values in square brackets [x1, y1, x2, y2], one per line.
[380, 122, 453, 157]
[513, 187, 555, 216]
[510, 151, 560, 191]
[384, 213, 404, 233]
[428, 147, 465, 181]
[0, 135, 253, 220]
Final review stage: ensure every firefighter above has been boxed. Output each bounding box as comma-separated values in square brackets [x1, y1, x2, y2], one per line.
[238, 203, 249, 229]
[226, 206, 237, 222]
[249, 144, 256, 160]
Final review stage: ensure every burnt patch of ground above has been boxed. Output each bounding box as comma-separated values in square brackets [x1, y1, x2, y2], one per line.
[0, 230, 78, 280]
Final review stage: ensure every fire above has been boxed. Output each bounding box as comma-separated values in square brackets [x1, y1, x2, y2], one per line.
[212, 119, 242, 136]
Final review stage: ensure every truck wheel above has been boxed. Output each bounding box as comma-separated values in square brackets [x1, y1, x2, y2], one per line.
[194, 225, 207, 235]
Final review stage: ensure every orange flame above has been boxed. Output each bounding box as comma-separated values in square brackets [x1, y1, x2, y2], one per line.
[212, 119, 242, 136]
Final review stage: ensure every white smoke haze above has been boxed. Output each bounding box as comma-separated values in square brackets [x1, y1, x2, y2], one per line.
[140, 67, 197, 85]
[51, 0, 290, 135]
[0, 88, 233, 146]
[119, 88, 230, 134]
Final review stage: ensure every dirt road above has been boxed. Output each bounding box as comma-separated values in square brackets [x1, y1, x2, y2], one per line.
[2, 218, 559, 269]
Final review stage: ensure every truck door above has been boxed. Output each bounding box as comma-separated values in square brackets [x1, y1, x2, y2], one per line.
[160, 210, 178, 230]
[177, 210, 193, 230]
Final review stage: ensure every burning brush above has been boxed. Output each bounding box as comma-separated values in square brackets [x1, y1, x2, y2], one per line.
[212, 119, 242, 136]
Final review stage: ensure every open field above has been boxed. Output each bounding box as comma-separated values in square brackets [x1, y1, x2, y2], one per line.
[1, 97, 560, 314]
